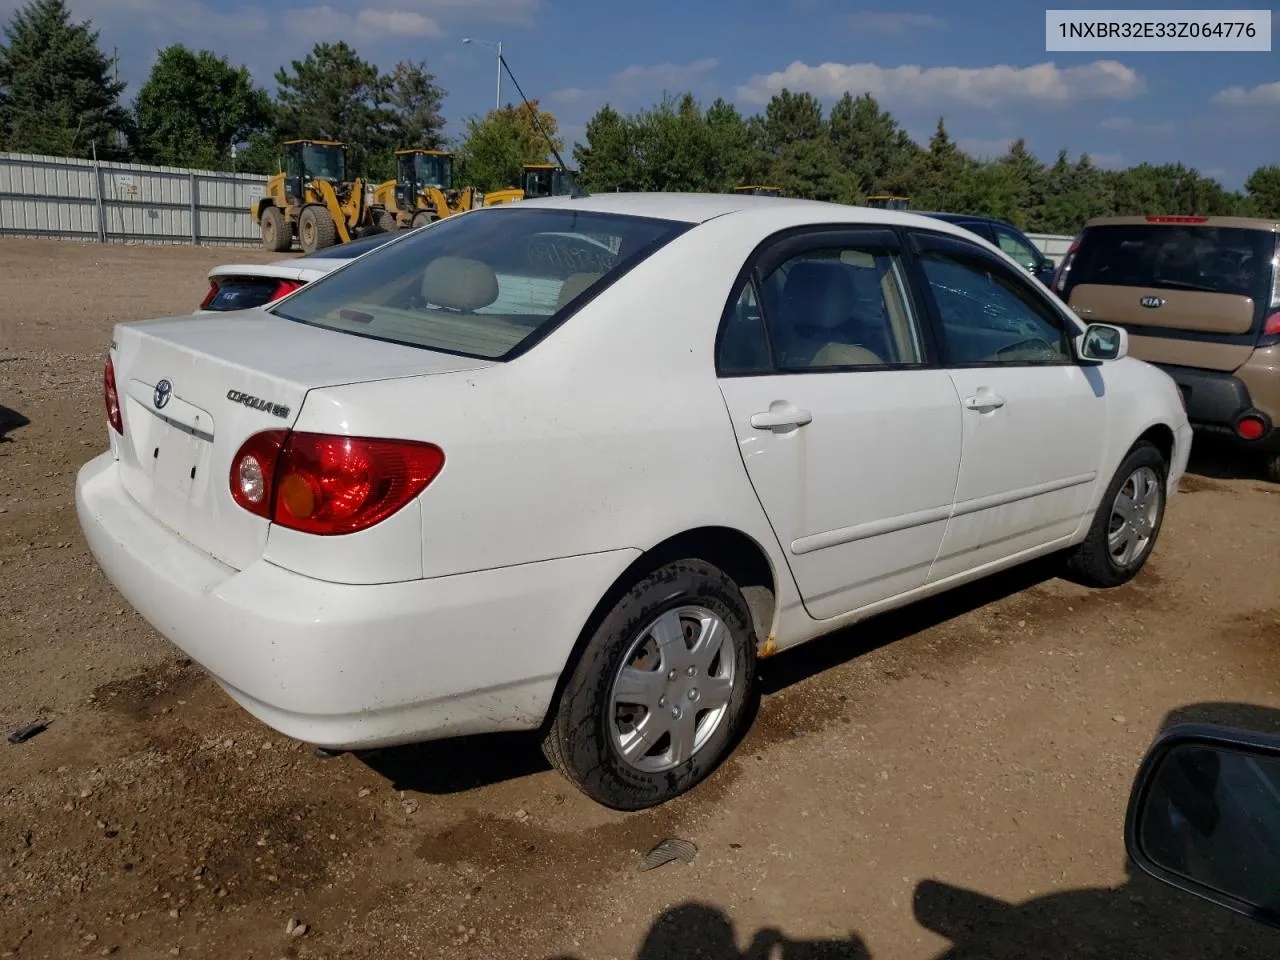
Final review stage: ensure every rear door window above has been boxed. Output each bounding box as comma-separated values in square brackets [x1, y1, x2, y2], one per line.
[1067, 225, 1275, 304]
[271, 208, 690, 359]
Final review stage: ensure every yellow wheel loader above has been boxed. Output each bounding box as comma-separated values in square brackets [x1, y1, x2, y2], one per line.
[372, 149, 485, 230]
[251, 140, 374, 254]
[482, 164, 580, 207]
[732, 185, 783, 197]
[864, 195, 911, 211]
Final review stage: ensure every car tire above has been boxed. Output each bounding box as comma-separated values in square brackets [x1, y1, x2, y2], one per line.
[298, 205, 337, 254]
[1264, 453, 1280, 485]
[1066, 441, 1167, 588]
[541, 559, 758, 810]
[375, 210, 398, 233]
[411, 211, 435, 230]
[260, 206, 290, 252]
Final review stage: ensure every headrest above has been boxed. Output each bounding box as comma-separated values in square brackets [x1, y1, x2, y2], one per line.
[780, 261, 854, 330]
[421, 256, 499, 312]
[556, 273, 601, 312]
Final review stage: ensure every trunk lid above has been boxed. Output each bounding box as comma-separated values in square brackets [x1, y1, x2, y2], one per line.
[111, 311, 492, 571]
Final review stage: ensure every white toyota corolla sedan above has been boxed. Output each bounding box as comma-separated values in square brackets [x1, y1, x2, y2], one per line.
[77, 193, 1192, 809]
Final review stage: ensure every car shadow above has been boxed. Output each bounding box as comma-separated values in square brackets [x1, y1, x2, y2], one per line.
[0, 404, 29, 442]
[758, 555, 1063, 697]
[1184, 435, 1271, 483]
[357, 557, 1066, 796]
[914, 864, 1280, 959]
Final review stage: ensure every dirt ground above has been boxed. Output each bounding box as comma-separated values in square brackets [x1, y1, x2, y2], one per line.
[2, 236, 1279, 960]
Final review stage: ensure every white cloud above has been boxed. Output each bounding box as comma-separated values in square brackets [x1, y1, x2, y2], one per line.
[1098, 116, 1175, 136]
[60, 0, 269, 35]
[845, 11, 945, 34]
[612, 58, 719, 93]
[737, 59, 1144, 108]
[552, 86, 589, 103]
[296, 5, 441, 41]
[956, 137, 1012, 159]
[1091, 152, 1126, 170]
[1213, 81, 1280, 107]
[398, 0, 538, 25]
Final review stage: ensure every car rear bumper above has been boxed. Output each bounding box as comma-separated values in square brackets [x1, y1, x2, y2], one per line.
[1155, 363, 1280, 453]
[76, 452, 638, 750]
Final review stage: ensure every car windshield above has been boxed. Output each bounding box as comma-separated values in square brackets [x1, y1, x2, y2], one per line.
[271, 207, 690, 359]
[303, 144, 344, 182]
[1069, 225, 1275, 301]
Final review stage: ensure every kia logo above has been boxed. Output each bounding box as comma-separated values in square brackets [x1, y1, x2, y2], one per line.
[1140, 296, 1166, 309]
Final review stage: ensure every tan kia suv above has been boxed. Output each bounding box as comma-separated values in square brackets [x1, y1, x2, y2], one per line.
[1053, 215, 1280, 481]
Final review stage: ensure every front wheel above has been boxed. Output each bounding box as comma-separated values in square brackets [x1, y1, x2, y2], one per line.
[298, 205, 337, 254]
[411, 210, 435, 230]
[541, 559, 757, 810]
[1264, 452, 1280, 485]
[1066, 441, 1167, 587]
[259, 206, 290, 252]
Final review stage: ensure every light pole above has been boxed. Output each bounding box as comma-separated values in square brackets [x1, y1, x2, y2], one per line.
[462, 38, 502, 112]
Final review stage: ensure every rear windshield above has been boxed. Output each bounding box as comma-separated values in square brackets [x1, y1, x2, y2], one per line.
[206, 277, 285, 312]
[305, 232, 399, 260]
[1068, 224, 1275, 303]
[271, 208, 690, 359]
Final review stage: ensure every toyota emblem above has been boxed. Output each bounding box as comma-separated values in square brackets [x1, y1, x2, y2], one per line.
[153, 379, 172, 409]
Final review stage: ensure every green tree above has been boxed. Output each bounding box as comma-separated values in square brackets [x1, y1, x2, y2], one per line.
[387, 59, 446, 149]
[274, 42, 396, 178]
[0, 0, 130, 157]
[913, 118, 971, 211]
[990, 139, 1047, 229]
[574, 104, 640, 192]
[827, 92, 918, 198]
[233, 130, 280, 176]
[1245, 165, 1280, 219]
[457, 100, 562, 192]
[133, 45, 271, 169]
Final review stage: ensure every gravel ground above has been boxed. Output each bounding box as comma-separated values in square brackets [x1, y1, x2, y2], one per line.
[2, 237, 1279, 960]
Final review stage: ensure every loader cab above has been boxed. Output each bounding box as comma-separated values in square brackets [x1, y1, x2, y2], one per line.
[520, 164, 578, 200]
[864, 195, 911, 211]
[733, 185, 783, 197]
[283, 140, 347, 202]
[396, 150, 453, 209]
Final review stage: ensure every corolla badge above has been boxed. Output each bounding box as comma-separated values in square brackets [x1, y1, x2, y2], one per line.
[1140, 296, 1166, 309]
[153, 379, 172, 409]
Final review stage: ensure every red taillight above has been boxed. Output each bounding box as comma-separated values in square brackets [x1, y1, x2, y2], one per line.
[199, 279, 219, 310]
[1237, 416, 1267, 441]
[229, 429, 288, 518]
[104, 354, 123, 434]
[1265, 313, 1280, 337]
[1145, 216, 1209, 223]
[271, 279, 303, 301]
[229, 431, 444, 535]
[1054, 233, 1083, 293]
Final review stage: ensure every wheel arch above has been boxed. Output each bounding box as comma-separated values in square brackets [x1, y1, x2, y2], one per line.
[541, 525, 780, 729]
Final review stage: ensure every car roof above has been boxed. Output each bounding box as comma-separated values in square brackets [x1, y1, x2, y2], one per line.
[1082, 215, 1280, 232]
[482, 191, 987, 235]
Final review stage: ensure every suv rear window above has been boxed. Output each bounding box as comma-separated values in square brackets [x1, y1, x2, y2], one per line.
[271, 208, 690, 359]
[1067, 224, 1275, 304]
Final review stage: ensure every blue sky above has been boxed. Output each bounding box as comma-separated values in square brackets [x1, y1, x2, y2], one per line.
[6, 0, 1277, 188]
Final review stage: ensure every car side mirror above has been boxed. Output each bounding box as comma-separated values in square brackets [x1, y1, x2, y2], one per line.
[1126, 723, 1280, 930]
[1077, 323, 1128, 362]
[1036, 259, 1057, 285]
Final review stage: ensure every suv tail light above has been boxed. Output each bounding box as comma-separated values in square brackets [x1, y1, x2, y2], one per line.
[104, 354, 123, 434]
[230, 431, 445, 535]
[1269, 236, 1279, 311]
[272, 279, 304, 300]
[1054, 233, 1083, 293]
[199, 279, 220, 310]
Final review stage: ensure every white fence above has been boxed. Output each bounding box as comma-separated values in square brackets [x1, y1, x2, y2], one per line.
[0, 152, 269, 246]
[1027, 233, 1075, 265]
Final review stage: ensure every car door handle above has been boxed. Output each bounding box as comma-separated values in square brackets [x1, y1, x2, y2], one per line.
[963, 394, 1005, 412]
[750, 407, 813, 430]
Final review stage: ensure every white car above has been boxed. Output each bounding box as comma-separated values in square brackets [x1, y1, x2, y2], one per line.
[197, 232, 400, 313]
[77, 193, 1192, 810]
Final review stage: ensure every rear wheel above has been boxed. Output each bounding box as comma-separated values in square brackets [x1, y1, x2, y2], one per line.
[259, 206, 290, 252]
[1264, 453, 1280, 485]
[375, 210, 398, 233]
[541, 559, 757, 810]
[298, 205, 337, 254]
[411, 210, 435, 230]
[1066, 441, 1167, 587]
